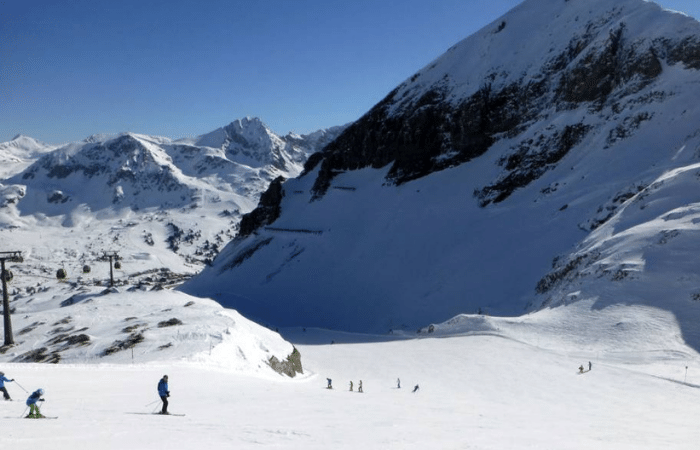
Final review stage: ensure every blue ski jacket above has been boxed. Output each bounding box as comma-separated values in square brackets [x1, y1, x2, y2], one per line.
[158, 379, 169, 397]
[26, 390, 43, 406]
[0, 375, 11, 387]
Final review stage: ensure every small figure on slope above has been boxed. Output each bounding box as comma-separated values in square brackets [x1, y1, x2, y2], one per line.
[412, 384, 420, 393]
[397, 378, 401, 389]
[26, 389, 45, 418]
[326, 378, 333, 389]
[589, 361, 592, 371]
[358, 380, 363, 393]
[349, 381, 353, 392]
[579, 365, 584, 374]
[158, 375, 170, 415]
[0, 371, 14, 400]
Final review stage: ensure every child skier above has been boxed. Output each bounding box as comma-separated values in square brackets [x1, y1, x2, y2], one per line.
[0, 371, 14, 400]
[157, 375, 170, 415]
[26, 389, 45, 418]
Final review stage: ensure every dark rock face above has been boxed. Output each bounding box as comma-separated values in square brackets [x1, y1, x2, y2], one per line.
[238, 176, 285, 237]
[475, 123, 591, 206]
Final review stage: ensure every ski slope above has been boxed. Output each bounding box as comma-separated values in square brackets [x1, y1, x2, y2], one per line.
[0, 303, 698, 450]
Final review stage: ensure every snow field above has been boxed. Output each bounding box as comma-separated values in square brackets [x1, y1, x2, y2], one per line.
[1, 330, 699, 450]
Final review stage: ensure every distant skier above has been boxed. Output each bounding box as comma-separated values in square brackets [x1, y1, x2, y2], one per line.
[326, 378, 333, 389]
[26, 389, 45, 418]
[158, 375, 170, 415]
[579, 365, 584, 374]
[349, 381, 353, 391]
[0, 371, 14, 400]
[412, 384, 420, 393]
[588, 361, 592, 371]
[397, 378, 401, 389]
[358, 380, 363, 393]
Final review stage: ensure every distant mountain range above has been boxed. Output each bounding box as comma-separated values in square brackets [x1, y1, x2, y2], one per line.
[0, 118, 345, 275]
[181, 0, 700, 345]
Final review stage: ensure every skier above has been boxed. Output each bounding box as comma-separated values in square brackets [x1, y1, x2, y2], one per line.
[0, 371, 14, 400]
[157, 375, 170, 415]
[358, 380, 363, 393]
[412, 384, 420, 393]
[588, 361, 592, 371]
[26, 389, 45, 418]
[349, 381, 353, 391]
[579, 365, 584, 373]
[326, 378, 333, 389]
[397, 378, 401, 389]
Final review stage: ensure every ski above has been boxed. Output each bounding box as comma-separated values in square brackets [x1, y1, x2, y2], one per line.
[128, 412, 185, 416]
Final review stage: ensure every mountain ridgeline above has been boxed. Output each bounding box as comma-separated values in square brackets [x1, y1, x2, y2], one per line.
[0, 118, 345, 270]
[182, 0, 700, 338]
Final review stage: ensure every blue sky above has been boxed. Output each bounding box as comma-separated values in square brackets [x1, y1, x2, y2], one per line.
[1, 0, 699, 144]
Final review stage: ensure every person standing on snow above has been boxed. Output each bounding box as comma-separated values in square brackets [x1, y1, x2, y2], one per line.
[358, 380, 363, 393]
[26, 389, 45, 418]
[0, 371, 14, 400]
[158, 375, 170, 415]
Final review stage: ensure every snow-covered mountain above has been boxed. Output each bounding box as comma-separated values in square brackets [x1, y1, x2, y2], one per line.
[0, 135, 56, 179]
[0, 119, 345, 275]
[181, 0, 700, 340]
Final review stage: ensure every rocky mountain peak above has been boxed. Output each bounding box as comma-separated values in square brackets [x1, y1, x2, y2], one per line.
[306, 0, 700, 201]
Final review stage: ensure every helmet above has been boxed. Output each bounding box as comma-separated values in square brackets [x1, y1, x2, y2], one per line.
[37, 389, 44, 395]
[0, 371, 4, 376]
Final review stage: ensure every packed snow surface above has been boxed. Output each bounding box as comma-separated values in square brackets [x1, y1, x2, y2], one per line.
[0, 301, 699, 449]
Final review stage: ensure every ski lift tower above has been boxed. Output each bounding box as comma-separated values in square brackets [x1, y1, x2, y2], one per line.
[0, 251, 23, 346]
[104, 251, 120, 287]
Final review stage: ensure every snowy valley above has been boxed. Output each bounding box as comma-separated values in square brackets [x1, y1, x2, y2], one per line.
[2, 0, 700, 448]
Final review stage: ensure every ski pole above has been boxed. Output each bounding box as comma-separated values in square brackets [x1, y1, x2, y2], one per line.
[13, 380, 28, 393]
[145, 398, 160, 407]
[20, 406, 28, 418]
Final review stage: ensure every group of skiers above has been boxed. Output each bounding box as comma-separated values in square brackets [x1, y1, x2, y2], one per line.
[326, 377, 419, 393]
[0, 370, 172, 418]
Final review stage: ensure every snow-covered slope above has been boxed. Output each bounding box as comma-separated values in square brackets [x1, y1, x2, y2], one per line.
[0, 279, 296, 374]
[182, 0, 700, 339]
[1, 306, 699, 449]
[0, 135, 56, 179]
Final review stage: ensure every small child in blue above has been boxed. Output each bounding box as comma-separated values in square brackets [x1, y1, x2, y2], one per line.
[0, 371, 14, 400]
[26, 389, 45, 418]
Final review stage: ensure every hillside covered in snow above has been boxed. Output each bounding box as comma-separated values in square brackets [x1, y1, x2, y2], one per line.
[182, 0, 700, 346]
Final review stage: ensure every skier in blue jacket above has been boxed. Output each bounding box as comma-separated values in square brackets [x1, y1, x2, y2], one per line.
[0, 371, 14, 400]
[26, 389, 45, 418]
[157, 375, 169, 414]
